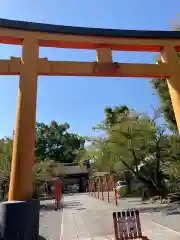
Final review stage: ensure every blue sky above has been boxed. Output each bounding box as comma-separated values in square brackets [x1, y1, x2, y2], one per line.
[0, 0, 179, 138]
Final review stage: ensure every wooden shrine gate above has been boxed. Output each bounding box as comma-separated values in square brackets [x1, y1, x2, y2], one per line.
[0, 18, 180, 200]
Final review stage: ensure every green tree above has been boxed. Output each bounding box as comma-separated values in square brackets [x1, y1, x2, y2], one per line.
[79, 105, 144, 174]
[33, 159, 64, 186]
[35, 121, 84, 163]
[32, 158, 64, 197]
[0, 138, 13, 199]
[79, 105, 174, 197]
[151, 76, 177, 132]
[93, 105, 131, 131]
[162, 134, 180, 191]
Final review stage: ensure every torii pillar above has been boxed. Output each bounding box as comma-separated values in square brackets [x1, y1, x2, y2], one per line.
[8, 37, 38, 200]
[1, 37, 40, 240]
[161, 45, 180, 133]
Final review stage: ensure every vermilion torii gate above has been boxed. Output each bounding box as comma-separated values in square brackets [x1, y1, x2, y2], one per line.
[0, 18, 180, 201]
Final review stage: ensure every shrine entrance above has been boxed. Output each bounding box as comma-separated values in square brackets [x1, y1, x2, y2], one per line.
[62, 163, 89, 193]
[0, 18, 180, 201]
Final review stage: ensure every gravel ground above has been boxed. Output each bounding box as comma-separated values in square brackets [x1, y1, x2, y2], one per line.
[39, 199, 63, 240]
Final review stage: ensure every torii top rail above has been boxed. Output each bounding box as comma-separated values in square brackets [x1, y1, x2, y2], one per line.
[0, 18, 180, 201]
[0, 18, 180, 78]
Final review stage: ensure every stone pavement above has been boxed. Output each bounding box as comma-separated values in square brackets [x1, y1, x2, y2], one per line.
[99, 190, 180, 233]
[60, 194, 116, 240]
[60, 193, 180, 240]
[39, 199, 63, 240]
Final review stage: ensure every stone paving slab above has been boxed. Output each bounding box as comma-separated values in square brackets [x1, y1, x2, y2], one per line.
[60, 194, 180, 240]
[94, 190, 180, 235]
[141, 215, 180, 240]
[39, 199, 63, 240]
[79, 237, 115, 240]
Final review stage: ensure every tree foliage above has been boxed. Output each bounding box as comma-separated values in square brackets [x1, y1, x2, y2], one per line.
[35, 121, 84, 163]
[0, 138, 13, 198]
[1, 100, 180, 200]
[78, 105, 180, 197]
[151, 77, 177, 132]
[0, 121, 84, 199]
[33, 159, 63, 184]
[0, 138, 13, 180]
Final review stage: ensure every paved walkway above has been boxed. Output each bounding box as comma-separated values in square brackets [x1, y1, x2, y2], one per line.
[60, 193, 180, 240]
[39, 199, 63, 240]
[98, 190, 180, 232]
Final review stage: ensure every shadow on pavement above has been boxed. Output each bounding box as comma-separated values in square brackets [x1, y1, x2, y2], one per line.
[166, 209, 180, 215]
[127, 199, 142, 203]
[40, 199, 86, 211]
[140, 202, 152, 205]
[137, 204, 180, 215]
[39, 235, 48, 240]
[63, 193, 75, 196]
[62, 200, 86, 210]
[38, 196, 54, 201]
[74, 207, 86, 211]
[40, 202, 63, 211]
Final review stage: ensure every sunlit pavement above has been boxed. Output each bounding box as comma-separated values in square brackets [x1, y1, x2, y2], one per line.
[107, 191, 180, 233]
[59, 193, 180, 240]
[39, 198, 63, 240]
